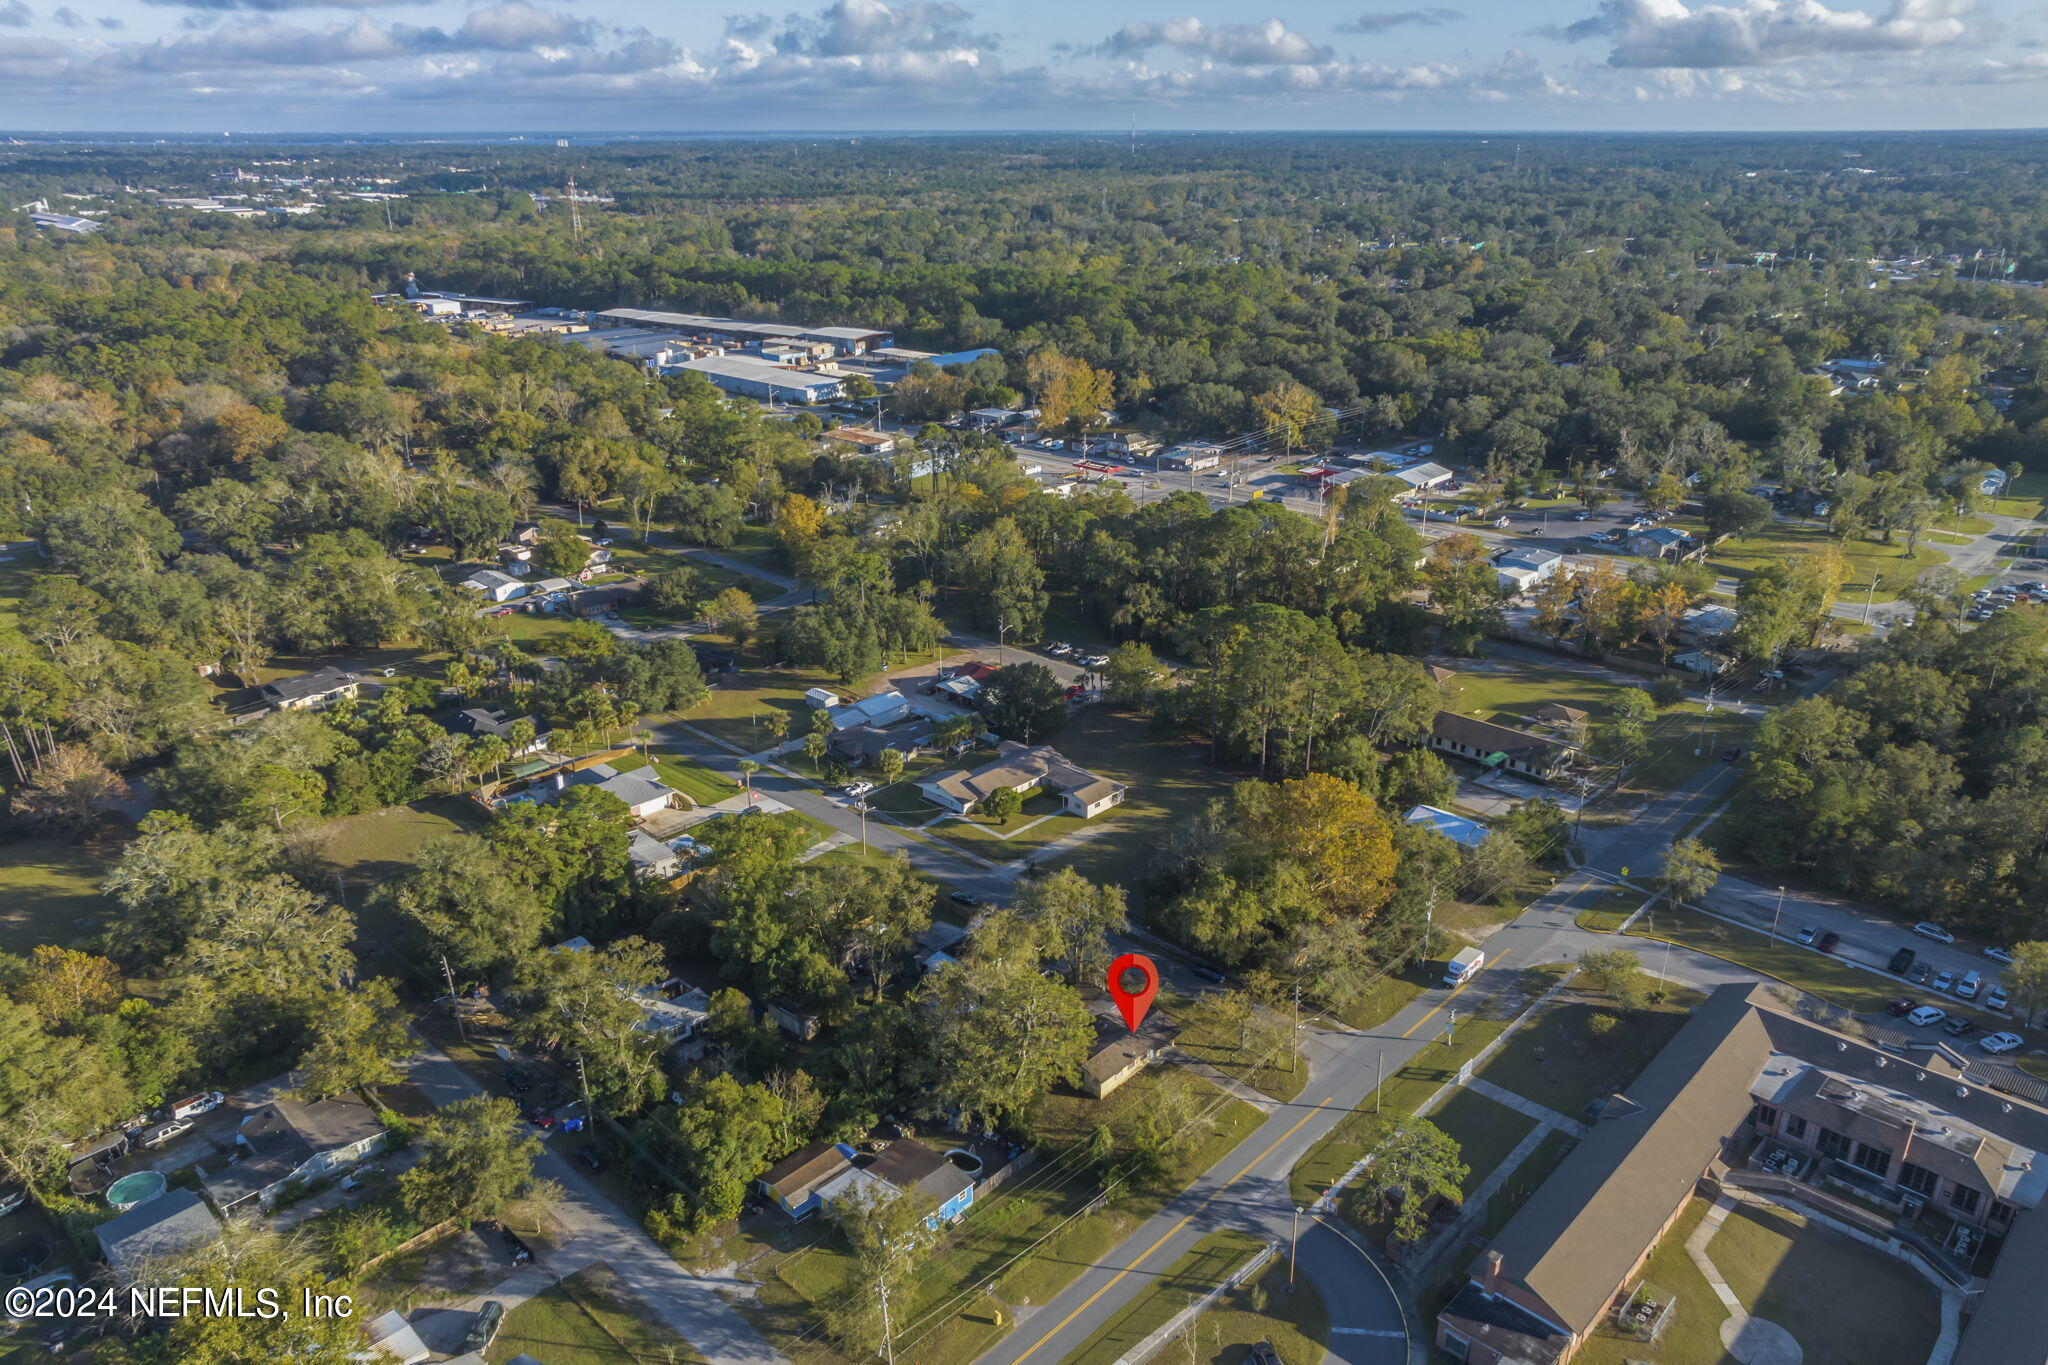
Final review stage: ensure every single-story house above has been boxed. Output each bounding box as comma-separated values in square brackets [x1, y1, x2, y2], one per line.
[463, 569, 529, 602]
[629, 830, 684, 880]
[824, 427, 896, 455]
[257, 667, 359, 712]
[96, 1188, 222, 1279]
[828, 690, 913, 731]
[1627, 526, 1695, 560]
[1533, 703, 1589, 730]
[568, 580, 645, 617]
[1080, 1011, 1178, 1099]
[760, 1141, 858, 1220]
[363, 1309, 431, 1364]
[448, 707, 548, 754]
[1678, 604, 1738, 641]
[555, 763, 679, 821]
[1404, 804, 1489, 849]
[1427, 712, 1576, 782]
[916, 742, 1126, 818]
[554, 939, 709, 1044]
[1161, 444, 1224, 472]
[200, 1094, 388, 1212]
[817, 1139, 977, 1228]
[1496, 548, 1564, 594]
[830, 718, 934, 767]
[1672, 649, 1733, 676]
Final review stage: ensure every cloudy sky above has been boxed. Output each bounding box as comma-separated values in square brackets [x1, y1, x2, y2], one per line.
[0, 0, 2043, 132]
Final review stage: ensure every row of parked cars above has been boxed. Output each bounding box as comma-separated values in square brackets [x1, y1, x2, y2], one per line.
[1969, 579, 2046, 622]
[1042, 642, 1111, 670]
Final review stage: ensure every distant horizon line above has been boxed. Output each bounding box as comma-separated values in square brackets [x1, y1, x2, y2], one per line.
[5, 126, 2048, 144]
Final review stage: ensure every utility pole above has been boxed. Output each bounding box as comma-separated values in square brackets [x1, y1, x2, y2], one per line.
[1289, 1206, 1301, 1288]
[856, 798, 870, 856]
[1770, 886, 1786, 941]
[565, 175, 583, 243]
[440, 955, 466, 1042]
[877, 1273, 896, 1365]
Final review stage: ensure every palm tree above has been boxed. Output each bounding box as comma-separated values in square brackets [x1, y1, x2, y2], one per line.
[737, 759, 759, 800]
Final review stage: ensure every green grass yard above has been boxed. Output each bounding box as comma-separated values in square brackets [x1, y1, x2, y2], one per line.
[1577, 1198, 1940, 1365]
[1421, 1087, 1536, 1198]
[487, 1263, 706, 1365]
[1165, 990, 1309, 1102]
[1680, 516, 1954, 603]
[1473, 987, 1702, 1123]
[743, 1069, 1264, 1365]
[0, 835, 123, 955]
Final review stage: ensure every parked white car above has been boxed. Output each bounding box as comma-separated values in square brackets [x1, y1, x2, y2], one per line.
[1906, 1005, 1947, 1027]
[1913, 921, 1955, 943]
[1979, 1032, 2025, 1054]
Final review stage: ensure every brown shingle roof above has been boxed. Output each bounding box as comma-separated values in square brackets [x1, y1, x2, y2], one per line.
[1431, 711, 1573, 762]
[1479, 984, 1774, 1338]
[762, 1141, 852, 1202]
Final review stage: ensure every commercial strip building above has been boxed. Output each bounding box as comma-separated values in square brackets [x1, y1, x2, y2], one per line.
[1438, 981, 2048, 1365]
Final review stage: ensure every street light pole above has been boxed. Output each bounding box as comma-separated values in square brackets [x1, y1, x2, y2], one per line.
[1770, 886, 1786, 940]
[1865, 573, 1883, 623]
[1289, 1206, 1301, 1288]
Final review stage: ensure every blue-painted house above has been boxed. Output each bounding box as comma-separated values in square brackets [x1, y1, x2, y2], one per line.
[815, 1139, 978, 1229]
[759, 1141, 857, 1221]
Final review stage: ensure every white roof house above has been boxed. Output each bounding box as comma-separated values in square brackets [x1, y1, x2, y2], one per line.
[462, 569, 529, 602]
[827, 691, 913, 730]
[1496, 548, 1564, 593]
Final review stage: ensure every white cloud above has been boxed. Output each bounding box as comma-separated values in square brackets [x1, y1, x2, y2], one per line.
[1101, 17, 1331, 66]
[0, 1, 34, 26]
[1567, 0, 1981, 68]
[766, 0, 993, 57]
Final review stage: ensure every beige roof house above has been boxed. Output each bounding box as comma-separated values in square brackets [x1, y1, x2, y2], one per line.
[916, 742, 1126, 818]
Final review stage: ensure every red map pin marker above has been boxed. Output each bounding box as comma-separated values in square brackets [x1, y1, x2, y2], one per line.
[1106, 952, 1160, 1033]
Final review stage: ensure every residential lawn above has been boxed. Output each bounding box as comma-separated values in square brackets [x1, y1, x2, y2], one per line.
[744, 1070, 1263, 1365]
[0, 833, 123, 954]
[494, 611, 598, 652]
[927, 800, 1088, 862]
[1164, 990, 1308, 1102]
[1707, 1204, 1940, 1365]
[1031, 706, 1250, 898]
[318, 797, 481, 883]
[1685, 517, 1953, 603]
[1574, 1199, 1725, 1365]
[1473, 987, 1702, 1123]
[805, 842, 933, 876]
[648, 753, 742, 807]
[864, 779, 944, 821]
[705, 524, 790, 576]
[488, 1262, 707, 1365]
[1059, 1228, 1329, 1365]
[1290, 966, 1566, 1207]
[670, 655, 844, 754]
[1420, 1087, 1536, 1198]
[1988, 468, 2048, 521]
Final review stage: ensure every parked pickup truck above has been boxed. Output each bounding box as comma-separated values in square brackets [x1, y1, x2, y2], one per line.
[1443, 947, 1485, 988]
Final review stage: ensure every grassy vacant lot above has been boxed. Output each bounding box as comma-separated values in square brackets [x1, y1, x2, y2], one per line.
[488, 1263, 706, 1365]
[1422, 1087, 1536, 1198]
[1474, 986, 1702, 1123]
[1573, 884, 1645, 932]
[1677, 515, 1953, 603]
[1988, 468, 2048, 521]
[1037, 706, 1248, 893]
[0, 833, 123, 954]
[319, 797, 481, 883]
[746, 1069, 1263, 1365]
[1061, 1227, 1329, 1365]
[1165, 990, 1308, 1102]
[672, 652, 847, 755]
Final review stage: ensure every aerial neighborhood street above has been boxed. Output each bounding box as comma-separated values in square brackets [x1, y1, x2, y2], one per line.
[3, 123, 2048, 1365]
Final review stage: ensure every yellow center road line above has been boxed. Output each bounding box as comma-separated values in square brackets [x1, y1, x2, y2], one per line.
[1008, 1092, 1338, 1364]
[1399, 951, 1508, 1039]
